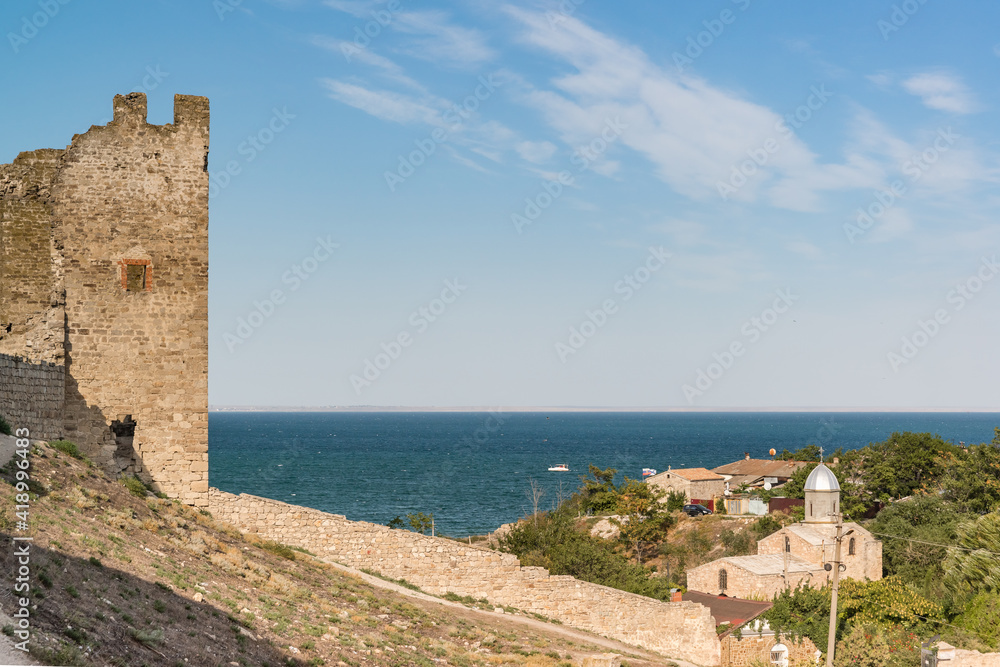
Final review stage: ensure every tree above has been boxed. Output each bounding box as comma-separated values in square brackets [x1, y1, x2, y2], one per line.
[834, 624, 920, 667]
[867, 495, 965, 598]
[387, 515, 405, 529]
[406, 512, 434, 535]
[579, 464, 619, 514]
[611, 478, 674, 562]
[665, 490, 686, 513]
[944, 511, 1000, 595]
[525, 478, 545, 526]
[941, 429, 1000, 515]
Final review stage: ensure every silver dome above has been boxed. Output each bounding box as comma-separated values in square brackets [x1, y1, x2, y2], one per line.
[804, 463, 840, 492]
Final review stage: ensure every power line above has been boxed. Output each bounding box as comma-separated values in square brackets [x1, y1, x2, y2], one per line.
[868, 531, 1000, 557]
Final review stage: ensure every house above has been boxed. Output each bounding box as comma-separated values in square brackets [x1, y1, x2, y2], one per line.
[712, 455, 809, 493]
[646, 467, 725, 505]
[687, 464, 882, 599]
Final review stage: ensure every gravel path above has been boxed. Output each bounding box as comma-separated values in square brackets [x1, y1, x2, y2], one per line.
[321, 558, 697, 667]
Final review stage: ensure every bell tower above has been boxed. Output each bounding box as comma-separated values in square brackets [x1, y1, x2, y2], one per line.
[803, 463, 840, 523]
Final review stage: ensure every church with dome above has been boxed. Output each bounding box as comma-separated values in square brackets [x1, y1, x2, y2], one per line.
[686, 463, 883, 599]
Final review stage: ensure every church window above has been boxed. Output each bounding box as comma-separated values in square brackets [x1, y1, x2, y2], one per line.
[785, 536, 790, 553]
[719, 568, 728, 591]
[848, 537, 856, 556]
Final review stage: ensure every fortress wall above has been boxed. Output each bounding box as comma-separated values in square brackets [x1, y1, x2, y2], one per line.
[209, 489, 722, 666]
[52, 93, 209, 505]
[0, 353, 64, 439]
[0, 149, 65, 364]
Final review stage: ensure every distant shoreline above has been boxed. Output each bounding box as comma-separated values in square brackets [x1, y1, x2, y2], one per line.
[209, 406, 1000, 413]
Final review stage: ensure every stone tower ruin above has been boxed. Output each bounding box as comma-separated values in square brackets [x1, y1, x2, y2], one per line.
[0, 92, 209, 506]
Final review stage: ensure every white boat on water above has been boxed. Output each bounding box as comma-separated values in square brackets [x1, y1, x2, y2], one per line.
[548, 463, 569, 471]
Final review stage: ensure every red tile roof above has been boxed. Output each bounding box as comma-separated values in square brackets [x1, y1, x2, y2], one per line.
[654, 467, 724, 482]
[712, 459, 809, 479]
[683, 591, 773, 628]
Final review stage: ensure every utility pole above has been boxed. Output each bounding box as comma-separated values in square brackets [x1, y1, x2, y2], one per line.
[826, 520, 852, 667]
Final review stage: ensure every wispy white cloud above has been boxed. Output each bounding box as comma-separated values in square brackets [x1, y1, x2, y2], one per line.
[515, 140, 557, 164]
[392, 10, 495, 67]
[502, 6, 886, 212]
[319, 80, 441, 125]
[902, 72, 979, 114]
[311, 35, 426, 91]
[322, 0, 374, 19]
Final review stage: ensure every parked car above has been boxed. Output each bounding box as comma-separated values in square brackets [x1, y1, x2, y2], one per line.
[683, 504, 713, 516]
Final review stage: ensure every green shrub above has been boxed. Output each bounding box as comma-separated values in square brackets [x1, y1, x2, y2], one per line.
[64, 626, 87, 644]
[499, 508, 676, 600]
[130, 628, 164, 646]
[88, 556, 102, 568]
[121, 475, 149, 498]
[51, 440, 83, 459]
[0, 415, 11, 436]
[259, 540, 297, 560]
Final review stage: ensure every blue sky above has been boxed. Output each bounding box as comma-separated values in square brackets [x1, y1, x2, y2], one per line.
[2, 0, 999, 408]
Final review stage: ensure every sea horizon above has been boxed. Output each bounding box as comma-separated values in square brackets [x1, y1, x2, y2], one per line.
[209, 411, 1000, 536]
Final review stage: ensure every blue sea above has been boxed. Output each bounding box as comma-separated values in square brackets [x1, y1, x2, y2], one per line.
[209, 412, 999, 537]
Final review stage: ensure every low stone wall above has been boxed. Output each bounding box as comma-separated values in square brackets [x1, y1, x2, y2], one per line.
[0, 353, 64, 439]
[208, 489, 722, 666]
[722, 633, 819, 666]
[938, 645, 1000, 667]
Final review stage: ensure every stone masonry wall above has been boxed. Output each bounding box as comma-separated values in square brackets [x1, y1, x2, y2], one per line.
[209, 489, 723, 666]
[0, 149, 65, 364]
[686, 562, 820, 600]
[721, 633, 819, 667]
[0, 353, 64, 440]
[758, 525, 882, 584]
[53, 93, 209, 505]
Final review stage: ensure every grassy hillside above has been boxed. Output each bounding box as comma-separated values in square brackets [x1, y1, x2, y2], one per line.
[0, 441, 668, 667]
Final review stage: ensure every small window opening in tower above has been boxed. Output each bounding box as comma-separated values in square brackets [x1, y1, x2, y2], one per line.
[126, 264, 146, 291]
[120, 258, 152, 292]
[849, 537, 856, 556]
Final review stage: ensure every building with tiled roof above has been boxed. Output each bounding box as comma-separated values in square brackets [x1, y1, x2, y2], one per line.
[646, 467, 725, 505]
[711, 455, 810, 491]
